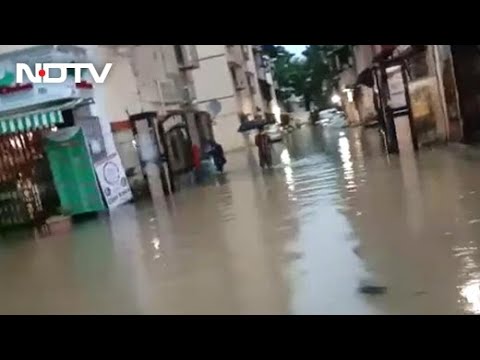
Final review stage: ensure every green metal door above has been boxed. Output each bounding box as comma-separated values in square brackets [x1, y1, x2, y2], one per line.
[44, 126, 105, 215]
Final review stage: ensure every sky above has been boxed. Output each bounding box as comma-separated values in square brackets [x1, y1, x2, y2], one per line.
[281, 45, 307, 57]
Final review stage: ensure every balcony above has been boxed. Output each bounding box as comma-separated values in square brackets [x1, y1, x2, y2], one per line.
[241, 45, 250, 60]
[174, 45, 199, 70]
[230, 67, 246, 91]
[158, 80, 182, 105]
[226, 45, 243, 67]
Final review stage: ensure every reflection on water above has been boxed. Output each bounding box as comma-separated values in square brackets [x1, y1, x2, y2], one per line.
[280, 148, 295, 196]
[338, 134, 356, 192]
[460, 281, 480, 314]
[3, 126, 480, 314]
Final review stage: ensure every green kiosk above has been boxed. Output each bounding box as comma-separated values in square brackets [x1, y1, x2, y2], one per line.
[44, 126, 105, 215]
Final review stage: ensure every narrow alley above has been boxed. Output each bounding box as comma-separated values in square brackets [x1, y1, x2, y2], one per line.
[1, 125, 480, 314]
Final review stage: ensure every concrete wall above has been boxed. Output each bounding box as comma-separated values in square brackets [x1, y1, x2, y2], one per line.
[433, 45, 463, 141]
[0, 45, 264, 154]
[246, 47, 265, 113]
[351, 46, 377, 124]
[403, 46, 449, 146]
[192, 45, 245, 152]
[353, 45, 374, 76]
[354, 85, 377, 123]
[192, 52, 234, 101]
[425, 45, 448, 142]
[83, 46, 142, 155]
[196, 45, 226, 58]
[408, 77, 440, 146]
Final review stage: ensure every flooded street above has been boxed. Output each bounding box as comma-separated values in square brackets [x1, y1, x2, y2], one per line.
[2, 125, 480, 314]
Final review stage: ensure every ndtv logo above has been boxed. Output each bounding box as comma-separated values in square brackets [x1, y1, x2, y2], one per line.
[15, 63, 113, 84]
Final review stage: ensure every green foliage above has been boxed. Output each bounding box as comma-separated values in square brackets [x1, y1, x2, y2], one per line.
[270, 45, 340, 110]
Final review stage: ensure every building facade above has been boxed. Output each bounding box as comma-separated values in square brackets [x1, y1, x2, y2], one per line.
[190, 45, 280, 152]
[0, 44, 279, 147]
[349, 45, 457, 151]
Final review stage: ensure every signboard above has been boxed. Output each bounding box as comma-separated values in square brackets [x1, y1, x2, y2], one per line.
[386, 65, 407, 109]
[95, 152, 133, 210]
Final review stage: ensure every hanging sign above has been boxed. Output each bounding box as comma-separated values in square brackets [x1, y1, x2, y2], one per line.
[95, 152, 133, 210]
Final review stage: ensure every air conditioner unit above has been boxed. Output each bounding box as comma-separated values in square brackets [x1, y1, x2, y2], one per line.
[159, 80, 182, 105]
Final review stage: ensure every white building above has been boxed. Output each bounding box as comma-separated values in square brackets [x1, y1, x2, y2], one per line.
[0, 45, 279, 156]
[190, 45, 280, 152]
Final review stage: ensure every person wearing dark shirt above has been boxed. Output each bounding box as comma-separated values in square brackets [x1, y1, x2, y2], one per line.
[207, 140, 226, 173]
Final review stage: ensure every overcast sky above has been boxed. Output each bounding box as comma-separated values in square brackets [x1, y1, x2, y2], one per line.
[281, 45, 307, 56]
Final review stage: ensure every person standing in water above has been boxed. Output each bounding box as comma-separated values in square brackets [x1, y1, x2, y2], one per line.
[207, 140, 227, 173]
[254, 126, 272, 169]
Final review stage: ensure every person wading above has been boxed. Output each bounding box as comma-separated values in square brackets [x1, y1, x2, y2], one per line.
[207, 140, 227, 173]
[255, 126, 272, 169]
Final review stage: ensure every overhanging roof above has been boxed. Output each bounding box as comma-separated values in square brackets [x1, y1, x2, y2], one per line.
[0, 98, 86, 135]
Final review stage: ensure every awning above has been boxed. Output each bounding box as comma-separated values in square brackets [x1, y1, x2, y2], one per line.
[0, 109, 64, 135]
[0, 98, 86, 135]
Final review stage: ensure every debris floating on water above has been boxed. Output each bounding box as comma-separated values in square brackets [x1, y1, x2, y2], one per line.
[353, 245, 361, 257]
[468, 219, 480, 225]
[358, 284, 387, 295]
[358, 279, 387, 295]
[414, 291, 427, 296]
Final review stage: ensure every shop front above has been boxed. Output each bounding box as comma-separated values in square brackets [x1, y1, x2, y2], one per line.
[0, 100, 94, 230]
[0, 45, 129, 232]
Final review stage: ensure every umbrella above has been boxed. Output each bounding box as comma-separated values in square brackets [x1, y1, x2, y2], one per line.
[237, 119, 266, 133]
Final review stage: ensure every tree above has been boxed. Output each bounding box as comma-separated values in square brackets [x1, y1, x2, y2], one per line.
[269, 45, 339, 111]
[302, 45, 338, 109]
[269, 46, 311, 109]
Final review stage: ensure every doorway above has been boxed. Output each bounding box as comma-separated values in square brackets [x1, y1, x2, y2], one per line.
[450, 45, 480, 143]
[373, 59, 417, 153]
[0, 131, 60, 229]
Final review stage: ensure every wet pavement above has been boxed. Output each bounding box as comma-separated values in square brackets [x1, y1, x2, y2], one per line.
[2, 125, 480, 314]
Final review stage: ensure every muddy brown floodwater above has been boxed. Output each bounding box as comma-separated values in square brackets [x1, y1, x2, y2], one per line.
[2, 125, 480, 314]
